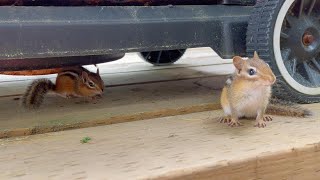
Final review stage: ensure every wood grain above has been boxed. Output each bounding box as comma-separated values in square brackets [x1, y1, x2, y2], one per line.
[0, 104, 319, 179]
[0, 77, 226, 138]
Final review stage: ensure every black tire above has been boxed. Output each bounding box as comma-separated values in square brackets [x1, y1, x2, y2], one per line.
[246, 0, 320, 103]
[139, 49, 186, 66]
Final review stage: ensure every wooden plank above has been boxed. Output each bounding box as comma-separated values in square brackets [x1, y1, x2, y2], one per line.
[0, 48, 233, 138]
[0, 76, 227, 138]
[0, 104, 319, 179]
[152, 144, 320, 180]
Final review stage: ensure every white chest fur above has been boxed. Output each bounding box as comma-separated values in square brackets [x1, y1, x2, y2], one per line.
[234, 85, 271, 118]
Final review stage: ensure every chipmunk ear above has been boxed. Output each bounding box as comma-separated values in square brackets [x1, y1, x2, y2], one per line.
[81, 71, 89, 84]
[233, 56, 244, 71]
[253, 51, 260, 59]
[94, 64, 100, 74]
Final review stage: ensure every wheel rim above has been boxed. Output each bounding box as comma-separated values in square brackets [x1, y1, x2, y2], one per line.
[140, 49, 185, 65]
[274, 0, 320, 95]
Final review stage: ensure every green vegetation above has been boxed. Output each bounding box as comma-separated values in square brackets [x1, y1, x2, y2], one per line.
[80, 136, 91, 144]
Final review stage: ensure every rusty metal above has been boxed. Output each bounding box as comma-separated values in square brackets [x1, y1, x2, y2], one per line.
[302, 33, 314, 46]
[0, 68, 63, 76]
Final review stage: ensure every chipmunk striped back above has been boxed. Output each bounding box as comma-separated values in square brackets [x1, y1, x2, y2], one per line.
[21, 66, 104, 109]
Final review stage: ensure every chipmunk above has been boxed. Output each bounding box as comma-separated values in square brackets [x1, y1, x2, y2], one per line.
[22, 66, 104, 109]
[220, 51, 311, 128]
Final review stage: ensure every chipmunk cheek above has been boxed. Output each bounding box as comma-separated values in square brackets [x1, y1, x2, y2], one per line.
[264, 80, 274, 86]
[258, 76, 271, 86]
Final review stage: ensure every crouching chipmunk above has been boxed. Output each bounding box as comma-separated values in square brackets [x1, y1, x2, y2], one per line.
[22, 66, 104, 109]
[220, 51, 312, 128]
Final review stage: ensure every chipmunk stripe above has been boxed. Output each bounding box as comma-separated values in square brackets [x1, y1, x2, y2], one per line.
[59, 70, 81, 79]
[62, 66, 86, 75]
[58, 72, 78, 80]
[22, 79, 55, 109]
[58, 71, 81, 94]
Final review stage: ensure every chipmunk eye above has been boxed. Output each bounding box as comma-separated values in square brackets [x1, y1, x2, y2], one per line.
[248, 68, 256, 76]
[88, 81, 95, 88]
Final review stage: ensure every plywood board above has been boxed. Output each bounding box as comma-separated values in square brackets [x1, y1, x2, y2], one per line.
[0, 104, 319, 179]
[0, 76, 226, 138]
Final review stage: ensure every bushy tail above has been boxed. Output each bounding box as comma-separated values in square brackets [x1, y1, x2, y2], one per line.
[266, 98, 312, 117]
[22, 79, 55, 109]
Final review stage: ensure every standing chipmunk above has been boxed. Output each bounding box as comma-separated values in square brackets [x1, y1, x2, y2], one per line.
[220, 51, 311, 128]
[22, 66, 104, 109]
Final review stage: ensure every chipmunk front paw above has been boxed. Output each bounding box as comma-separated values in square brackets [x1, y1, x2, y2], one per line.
[65, 94, 77, 99]
[92, 94, 103, 99]
[263, 115, 273, 121]
[228, 119, 242, 127]
[218, 116, 232, 123]
[254, 120, 266, 128]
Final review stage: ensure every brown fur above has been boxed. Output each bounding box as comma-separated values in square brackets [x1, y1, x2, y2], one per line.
[266, 98, 312, 117]
[22, 79, 55, 109]
[22, 66, 104, 109]
[220, 52, 311, 128]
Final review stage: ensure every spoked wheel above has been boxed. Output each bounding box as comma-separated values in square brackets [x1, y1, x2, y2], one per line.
[139, 49, 186, 66]
[247, 0, 320, 103]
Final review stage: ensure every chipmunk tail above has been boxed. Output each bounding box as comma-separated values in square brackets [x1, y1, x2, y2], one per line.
[22, 79, 55, 109]
[266, 98, 312, 117]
